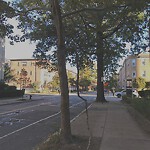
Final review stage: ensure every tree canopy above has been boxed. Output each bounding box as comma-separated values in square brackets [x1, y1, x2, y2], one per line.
[4, 63, 15, 83]
[4, 0, 149, 142]
[0, 0, 15, 37]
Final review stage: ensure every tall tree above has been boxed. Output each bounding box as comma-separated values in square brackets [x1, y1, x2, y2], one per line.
[0, 0, 15, 37]
[63, 0, 149, 102]
[13, 0, 71, 142]
[9, 0, 149, 142]
[50, 0, 71, 142]
[4, 63, 15, 83]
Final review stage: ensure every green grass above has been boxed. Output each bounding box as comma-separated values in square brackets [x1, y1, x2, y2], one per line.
[123, 96, 150, 121]
[34, 131, 61, 150]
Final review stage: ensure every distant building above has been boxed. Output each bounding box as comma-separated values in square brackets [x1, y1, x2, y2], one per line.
[0, 38, 5, 81]
[118, 53, 150, 89]
[9, 59, 54, 90]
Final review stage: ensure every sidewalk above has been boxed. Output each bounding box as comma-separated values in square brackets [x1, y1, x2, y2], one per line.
[71, 99, 150, 150]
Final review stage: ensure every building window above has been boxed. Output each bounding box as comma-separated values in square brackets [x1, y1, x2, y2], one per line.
[31, 62, 34, 66]
[22, 62, 27, 66]
[142, 71, 146, 77]
[30, 71, 32, 75]
[141, 59, 145, 65]
[132, 59, 136, 66]
[132, 72, 136, 78]
[18, 62, 19, 66]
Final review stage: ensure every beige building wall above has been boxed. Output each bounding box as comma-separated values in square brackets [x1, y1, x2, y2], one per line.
[9, 59, 55, 90]
[10, 59, 41, 82]
[9, 59, 41, 88]
[0, 38, 5, 81]
[136, 54, 150, 82]
[118, 53, 150, 89]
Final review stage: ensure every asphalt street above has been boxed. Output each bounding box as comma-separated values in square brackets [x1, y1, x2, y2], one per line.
[0, 93, 97, 150]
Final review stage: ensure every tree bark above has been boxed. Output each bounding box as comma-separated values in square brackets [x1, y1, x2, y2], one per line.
[51, 0, 71, 143]
[96, 31, 106, 102]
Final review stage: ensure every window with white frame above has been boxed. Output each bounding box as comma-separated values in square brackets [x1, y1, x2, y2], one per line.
[132, 72, 136, 78]
[141, 59, 146, 65]
[22, 62, 27, 66]
[142, 71, 146, 77]
[132, 59, 136, 66]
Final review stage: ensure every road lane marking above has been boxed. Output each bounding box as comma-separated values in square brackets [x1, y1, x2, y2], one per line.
[0, 111, 61, 140]
[70, 104, 92, 123]
[0, 101, 86, 140]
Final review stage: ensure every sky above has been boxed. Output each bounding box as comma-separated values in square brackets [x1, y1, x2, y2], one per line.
[5, 18, 36, 59]
[5, 36, 36, 58]
[4, 19, 76, 71]
[5, 39, 36, 59]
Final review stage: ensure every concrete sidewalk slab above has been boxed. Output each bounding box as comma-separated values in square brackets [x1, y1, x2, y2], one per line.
[71, 99, 150, 150]
[71, 103, 107, 138]
[99, 101, 150, 150]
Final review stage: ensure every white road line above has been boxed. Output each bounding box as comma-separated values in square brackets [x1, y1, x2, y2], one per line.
[70, 104, 92, 123]
[0, 101, 86, 140]
[0, 111, 61, 140]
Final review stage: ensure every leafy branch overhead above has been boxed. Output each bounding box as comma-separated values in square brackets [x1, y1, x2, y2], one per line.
[2, 0, 149, 142]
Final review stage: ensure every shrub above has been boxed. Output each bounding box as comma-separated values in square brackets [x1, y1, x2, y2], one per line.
[0, 82, 9, 90]
[138, 90, 150, 98]
[122, 95, 132, 103]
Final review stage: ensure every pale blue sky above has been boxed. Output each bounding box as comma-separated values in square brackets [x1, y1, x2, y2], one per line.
[5, 18, 36, 59]
[4, 0, 35, 59]
[5, 40, 35, 59]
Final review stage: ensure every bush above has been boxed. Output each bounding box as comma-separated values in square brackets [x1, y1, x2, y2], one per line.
[123, 96, 150, 121]
[0, 82, 9, 90]
[0, 84, 25, 98]
[138, 90, 150, 98]
[122, 95, 132, 103]
[131, 98, 150, 120]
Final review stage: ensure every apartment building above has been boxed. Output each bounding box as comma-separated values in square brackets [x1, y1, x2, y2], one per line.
[0, 38, 5, 81]
[9, 59, 54, 90]
[118, 52, 150, 89]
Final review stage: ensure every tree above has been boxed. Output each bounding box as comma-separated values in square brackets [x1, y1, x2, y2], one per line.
[0, 0, 15, 37]
[10, 0, 149, 142]
[10, 0, 71, 142]
[79, 78, 91, 91]
[31, 81, 40, 92]
[63, 0, 149, 102]
[4, 63, 15, 83]
[17, 68, 31, 89]
[105, 73, 118, 91]
[48, 72, 60, 91]
[133, 77, 146, 90]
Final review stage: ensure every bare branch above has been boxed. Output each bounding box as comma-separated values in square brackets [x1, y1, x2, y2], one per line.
[102, 22, 123, 39]
[62, 4, 130, 18]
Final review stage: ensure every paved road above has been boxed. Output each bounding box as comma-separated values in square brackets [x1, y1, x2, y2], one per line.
[0, 93, 96, 150]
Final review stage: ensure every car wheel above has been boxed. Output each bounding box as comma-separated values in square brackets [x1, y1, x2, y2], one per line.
[117, 94, 121, 98]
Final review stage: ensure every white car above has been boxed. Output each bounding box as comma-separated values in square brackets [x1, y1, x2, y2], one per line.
[115, 89, 139, 98]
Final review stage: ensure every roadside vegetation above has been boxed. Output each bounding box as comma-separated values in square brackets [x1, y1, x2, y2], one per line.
[122, 96, 150, 121]
[1, 0, 149, 145]
[34, 131, 89, 150]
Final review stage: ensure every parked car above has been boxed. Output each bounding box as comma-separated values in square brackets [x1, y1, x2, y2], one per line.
[115, 89, 139, 98]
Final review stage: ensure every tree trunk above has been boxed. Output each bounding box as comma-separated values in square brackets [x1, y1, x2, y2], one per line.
[96, 31, 106, 102]
[51, 0, 71, 143]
